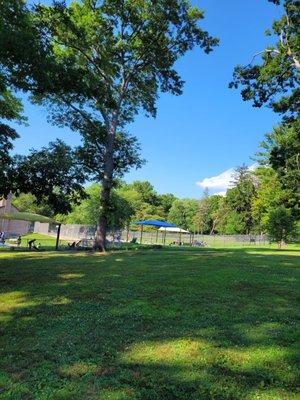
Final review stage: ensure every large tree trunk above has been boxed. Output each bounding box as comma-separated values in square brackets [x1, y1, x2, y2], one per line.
[94, 118, 117, 251]
[94, 180, 112, 251]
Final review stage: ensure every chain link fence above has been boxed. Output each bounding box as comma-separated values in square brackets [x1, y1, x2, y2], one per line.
[34, 222, 268, 247]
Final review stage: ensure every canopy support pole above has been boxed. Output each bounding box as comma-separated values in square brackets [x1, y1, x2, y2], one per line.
[140, 225, 144, 244]
[156, 230, 158, 243]
[55, 224, 61, 251]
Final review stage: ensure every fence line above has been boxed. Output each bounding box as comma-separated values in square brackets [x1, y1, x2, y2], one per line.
[33, 222, 268, 246]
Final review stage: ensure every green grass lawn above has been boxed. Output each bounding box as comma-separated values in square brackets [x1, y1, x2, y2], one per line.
[0, 246, 299, 400]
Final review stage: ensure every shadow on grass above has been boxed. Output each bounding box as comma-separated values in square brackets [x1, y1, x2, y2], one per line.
[0, 248, 299, 399]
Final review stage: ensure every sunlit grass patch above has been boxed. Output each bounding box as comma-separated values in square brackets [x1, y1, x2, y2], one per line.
[59, 273, 85, 280]
[97, 388, 136, 400]
[122, 338, 212, 365]
[0, 291, 33, 313]
[59, 362, 98, 378]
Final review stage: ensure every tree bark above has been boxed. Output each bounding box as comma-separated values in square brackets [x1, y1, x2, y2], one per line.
[94, 117, 117, 251]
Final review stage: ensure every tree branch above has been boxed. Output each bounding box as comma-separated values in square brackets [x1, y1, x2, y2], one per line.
[61, 97, 101, 131]
[53, 38, 111, 84]
[247, 49, 280, 66]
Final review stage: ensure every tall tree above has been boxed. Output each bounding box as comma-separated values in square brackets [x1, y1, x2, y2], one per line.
[251, 166, 287, 232]
[194, 188, 210, 234]
[230, 0, 299, 121]
[225, 166, 257, 233]
[0, 0, 58, 106]
[0, 78, 25, 199]
[0, 101, 23, 197]
[32, 0, 217, 250]
[76, 129, 144, 184]
[207, 195, 223, 234]
[256, 118, 300, 217]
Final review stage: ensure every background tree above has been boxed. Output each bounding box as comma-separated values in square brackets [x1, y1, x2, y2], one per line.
[225, 166, 257, 233]
[33, 0, 217, 250]
[207, 195, 223, 234]
[230, 0, 299, 121]
[266, 205, 296, 248]
[117, 181, 162, 223]
[14, 140, 87, 216]
[231, 0, 299, 233]
[169, 199, 199, 231]
[251, 167, 287, 233]
[0, 74, 25, 197]
[59, 180, 176, 231]
[130, 181, 159, 205]
[211, 197, 228, 234]
[62, 183, 134, 230]
[193, 188, 210, 234]
[157, 193, 177, 220]
[59, 184, 101, 225]
[0, 78, 27, 199]
[12, 193, 54, 217]
[257, 119, 300, 217]
[217, 208, 246, 235]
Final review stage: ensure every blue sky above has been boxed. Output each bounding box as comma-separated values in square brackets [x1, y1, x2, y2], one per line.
[12, 0, 282, 198]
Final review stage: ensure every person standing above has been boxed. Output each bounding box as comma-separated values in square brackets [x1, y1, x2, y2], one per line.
[17, 236, 22, 247]
[0, 231, 5, 244]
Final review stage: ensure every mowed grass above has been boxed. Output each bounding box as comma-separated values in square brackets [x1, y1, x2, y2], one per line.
[21, 233, 66, 249]
[0, 247, 299, 400]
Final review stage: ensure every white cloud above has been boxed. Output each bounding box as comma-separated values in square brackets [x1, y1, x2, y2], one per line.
[196, 168, 234, 191]
[214, 191, 227, 197]
[196, 164, 257, 194]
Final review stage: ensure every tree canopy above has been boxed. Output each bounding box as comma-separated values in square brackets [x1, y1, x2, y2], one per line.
[230, 0, 299, 121]
[14, 140, 87, 215]
[266, 205, 296, 247]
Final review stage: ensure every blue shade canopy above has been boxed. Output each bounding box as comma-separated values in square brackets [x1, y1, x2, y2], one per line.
[133, 219, 176, 228]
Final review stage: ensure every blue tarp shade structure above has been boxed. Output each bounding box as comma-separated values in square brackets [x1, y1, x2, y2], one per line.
[132, 220, 176, 244]
[134, 220, 176, 228]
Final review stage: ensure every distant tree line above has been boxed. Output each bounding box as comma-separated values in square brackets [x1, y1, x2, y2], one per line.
[13, 161, 299, 243]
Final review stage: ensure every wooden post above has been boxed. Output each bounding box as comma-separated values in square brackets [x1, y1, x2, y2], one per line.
[179, 231, 182, 246]
[55, 224, 61, 251]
